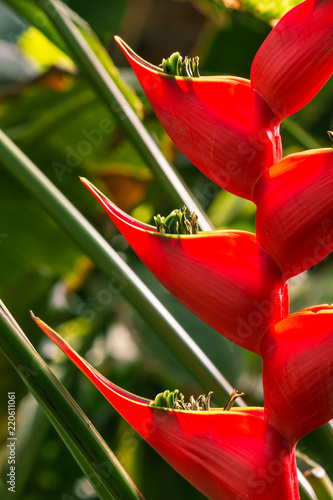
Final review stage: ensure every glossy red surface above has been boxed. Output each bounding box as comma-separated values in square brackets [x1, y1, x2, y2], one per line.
[82, 178, 288, 354]
[255, 149, 333, 279]
[261, 305, 333, 444]
[116, 38, 282, 201]
[251, 0, 333, 120]
[33, 314, 299, 500]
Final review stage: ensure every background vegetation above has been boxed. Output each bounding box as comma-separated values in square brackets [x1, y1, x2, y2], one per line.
[0, 0, 332, 498]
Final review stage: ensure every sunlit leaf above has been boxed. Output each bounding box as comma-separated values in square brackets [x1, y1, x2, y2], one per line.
[185, 0, 303, 23]
[0, 72, 152, 289]
[18, 26, 75, 71]
[238, 0, 303, 22]
[2, 0, 143, 116]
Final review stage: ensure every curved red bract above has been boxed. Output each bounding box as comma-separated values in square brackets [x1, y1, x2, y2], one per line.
[116, 38, 281, 202]
[251, 0, 333, 121]
[32, 314, 299, 500]
[81, 178, 288, 354]
[254, 149, 333, 280]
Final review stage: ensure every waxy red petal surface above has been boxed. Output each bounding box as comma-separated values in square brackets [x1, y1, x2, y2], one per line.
[261, 305, 333, 445]
[33, 314, 299, 500]
[116, 38, 281, 201]
[251, 0, 333, 121]
[254, 149, 333, 280]
[82, 178, 288, 354]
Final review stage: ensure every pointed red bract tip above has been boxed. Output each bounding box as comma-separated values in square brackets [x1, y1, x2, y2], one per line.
[33, 315, 299, 500]
[251, 0, 333, 121]
[82, 179, 288, 354]
[254, 149, 333, 280]
[31, 312, 149, 404]
[261, 305, 333, 445]
[80, 177, 154, 232]
[115, 37, 281, 201]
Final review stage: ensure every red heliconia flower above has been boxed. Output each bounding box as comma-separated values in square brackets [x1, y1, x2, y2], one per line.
[115, 37, 281, 202]
[32, 313, 300, 500]
[81, 178, 288, 354]
[251, 0, 333, 121]
[115, 1, 333, 201]
[254, 148, 333, 280]
[260, 305, 333, 446]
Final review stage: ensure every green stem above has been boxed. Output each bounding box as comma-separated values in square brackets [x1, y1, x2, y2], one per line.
[0, 301, 144, 500]
[31, 0, 213, 231]
[298, 471, 319, 500]
[305, 471, 333, 500]
[2, 313, 108, 499]
[0, 131, 321, 496]
[2, 0, 143, 116]
[0, 129, 239, 407]
[321, 420, 333, 446]
[297, 452, 333, 500]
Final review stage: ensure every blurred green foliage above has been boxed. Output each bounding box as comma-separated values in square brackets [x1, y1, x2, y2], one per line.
[0, 0, 332, 499]
[186, 0, 304, 23]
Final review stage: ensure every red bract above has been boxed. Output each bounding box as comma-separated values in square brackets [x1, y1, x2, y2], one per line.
[81, 178, 288, 354]
[254, 149, 333, 280]
[115, 37, 281, 202]
[251, 0, 333, 121]
[32, 314, 300, 500]
[261, 305, 333, 446]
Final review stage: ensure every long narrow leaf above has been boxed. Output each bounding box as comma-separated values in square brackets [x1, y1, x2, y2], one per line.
[0, 128, 239, 407]
[0, 301, 144, 500]
[14, 0, 212, 229]
[2, 0, 143, 117]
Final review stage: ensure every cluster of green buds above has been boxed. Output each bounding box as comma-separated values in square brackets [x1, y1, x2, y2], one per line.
[154, 206, 199, 235]
[149, 389, 213, 411]
[149, 388, 244, 411]
[160, 52, 200, 77]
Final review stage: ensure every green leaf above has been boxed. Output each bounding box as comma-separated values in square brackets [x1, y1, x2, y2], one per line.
[65, 0, 128, 41]
[17, 26, 75, 71]
[0, 128, 241, 406]
[185, 0, 304, 23]
[0, 170, 83, 287]
[2, 0, 143, 116]
[239, 0, 303, 21]
[297, 452, 333, 500]
[0, 301, 145, 500]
